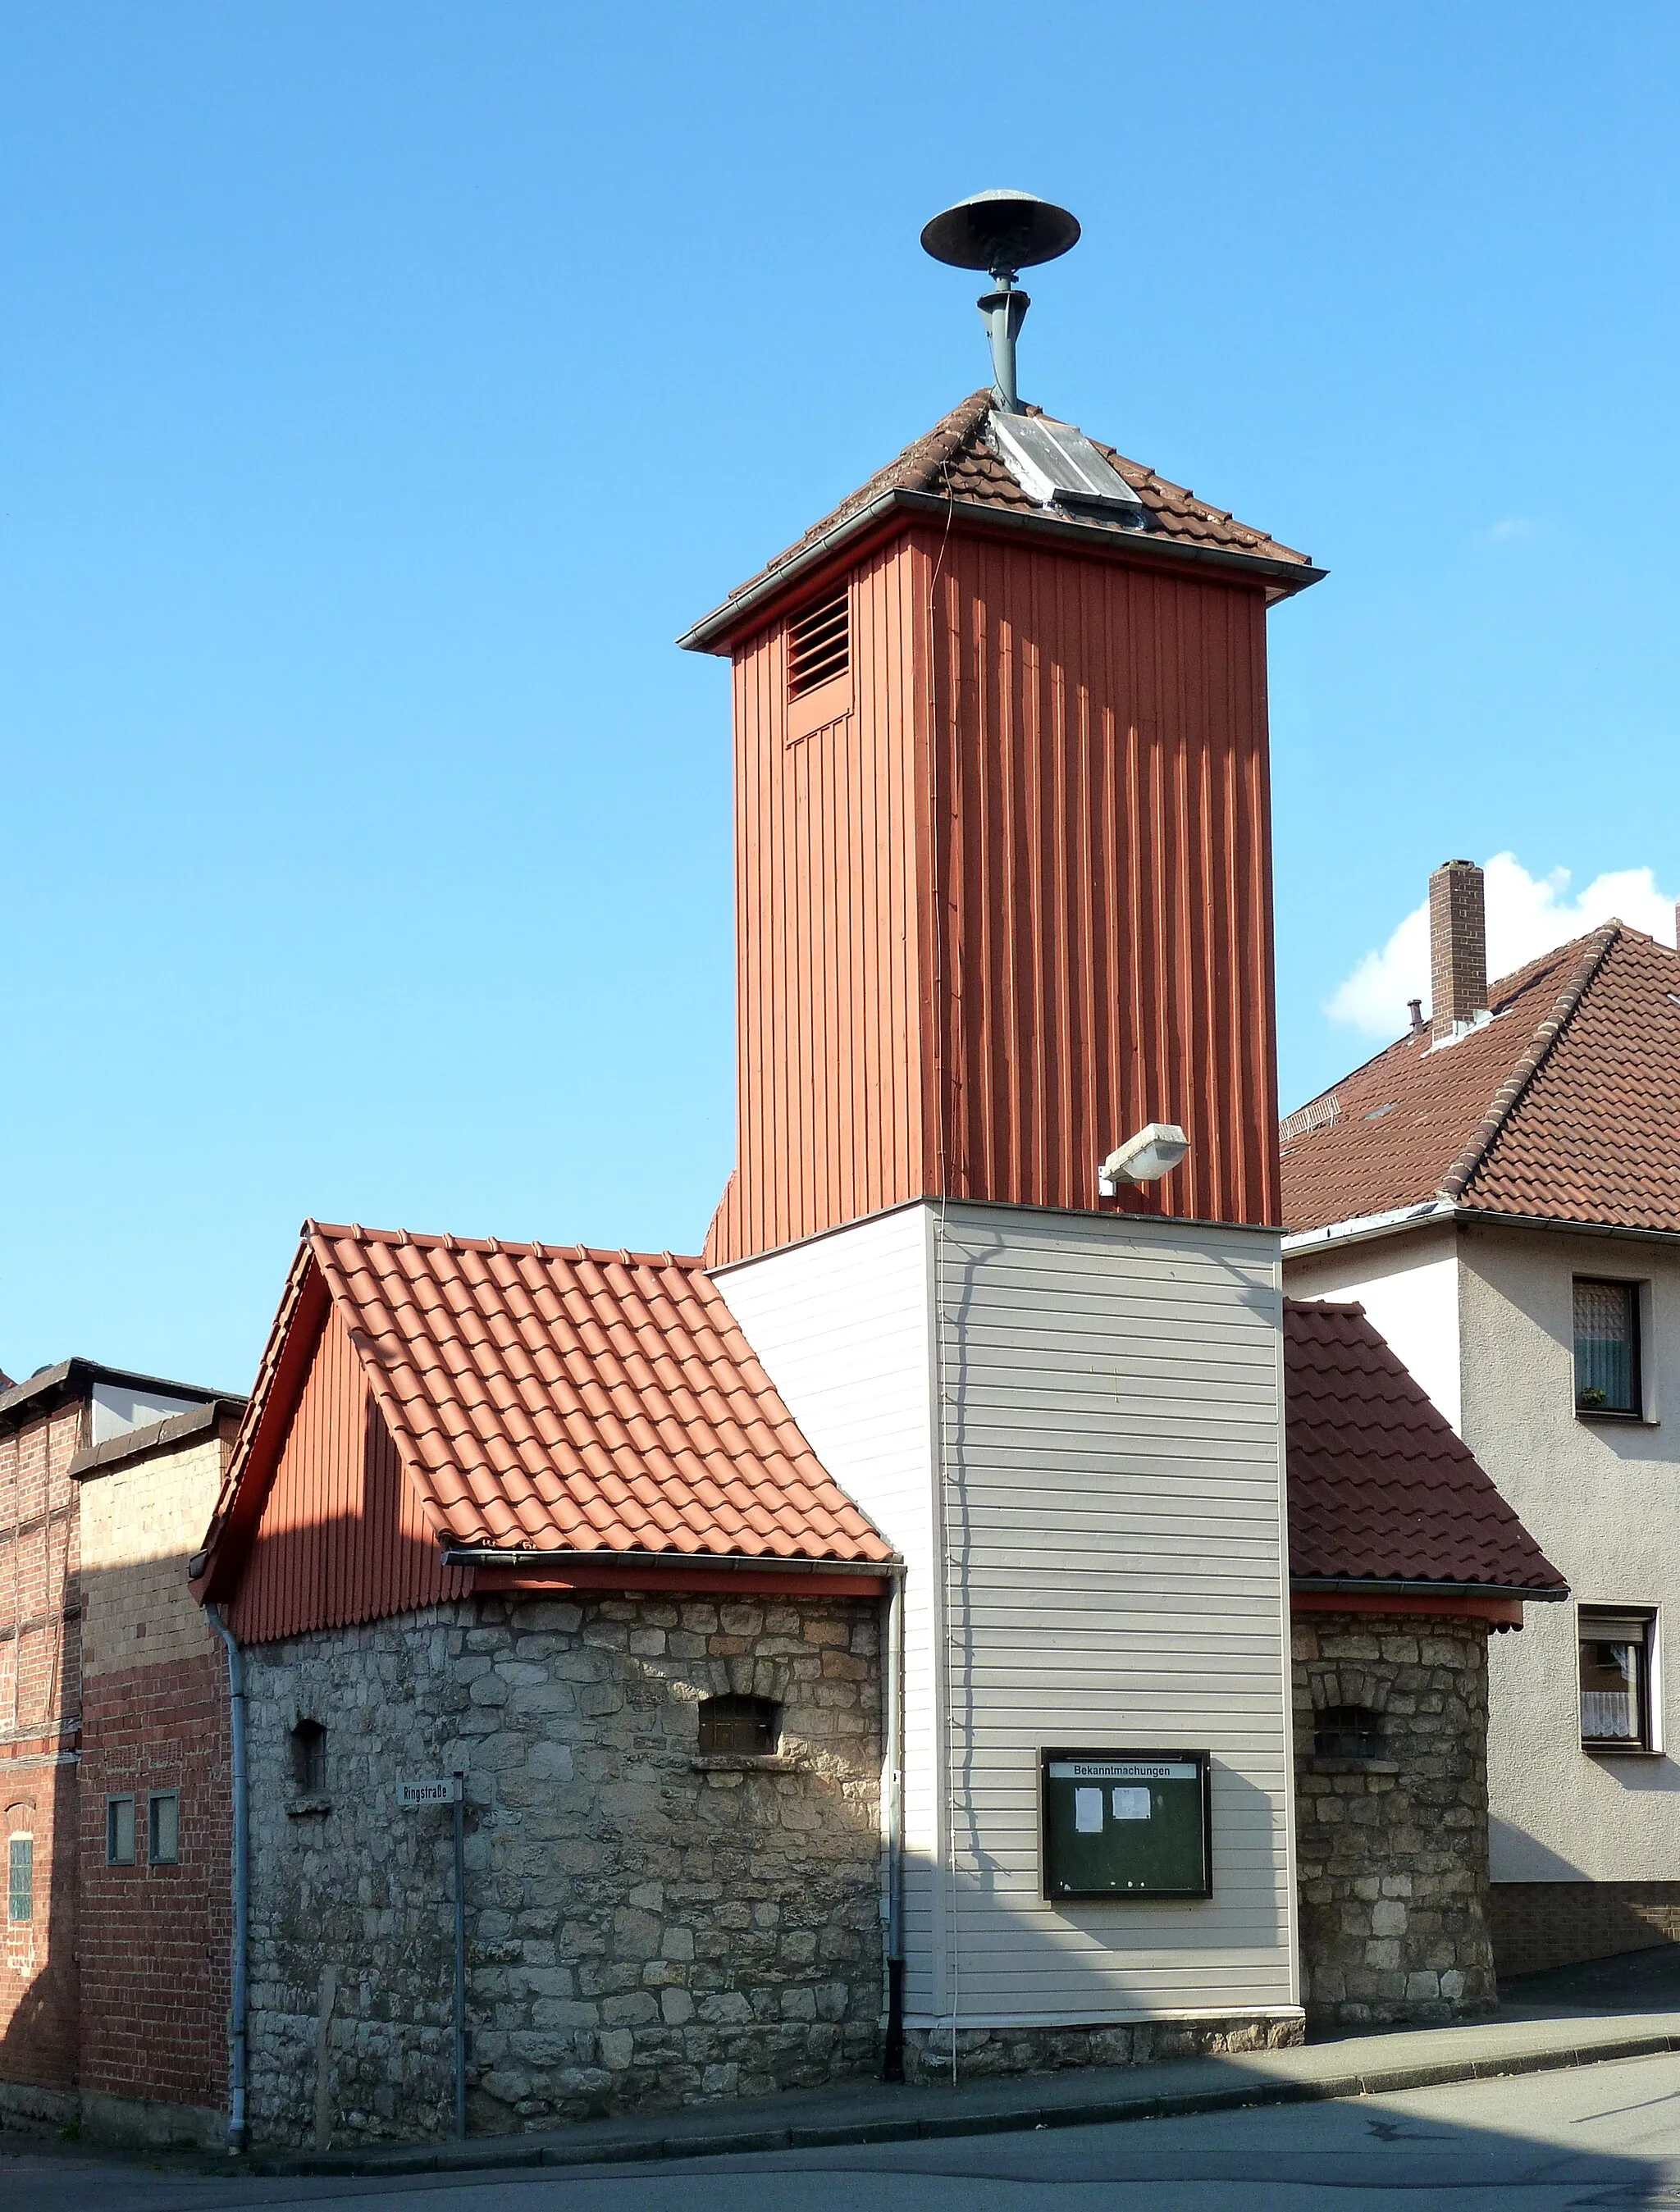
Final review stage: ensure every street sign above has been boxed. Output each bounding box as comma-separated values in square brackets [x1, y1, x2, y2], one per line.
[399, 1776, 462, 1808]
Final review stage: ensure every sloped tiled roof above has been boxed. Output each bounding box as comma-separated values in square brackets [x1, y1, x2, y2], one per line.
[1282, 924, 1680, 1237]
[218, 1224, 892, 1568]
[689, 392, 1316, 644]
[1284, 1298, 1564, 1594]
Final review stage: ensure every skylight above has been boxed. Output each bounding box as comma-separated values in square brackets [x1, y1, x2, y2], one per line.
[987, 412, 1148, 521]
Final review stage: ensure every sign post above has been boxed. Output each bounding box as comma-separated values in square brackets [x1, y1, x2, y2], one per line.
[400, 1774, 467, 2137]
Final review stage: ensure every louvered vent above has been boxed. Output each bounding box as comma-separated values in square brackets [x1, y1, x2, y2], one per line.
[787, 591, 850, 700]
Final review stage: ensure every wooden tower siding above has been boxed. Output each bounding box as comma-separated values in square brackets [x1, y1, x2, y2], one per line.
[705, 522, 1281, 1265]
[226, 1301, 461, 1644]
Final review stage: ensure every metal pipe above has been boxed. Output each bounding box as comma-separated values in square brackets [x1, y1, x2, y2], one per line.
[976, 273, 1029, 413]
[881, 1567, 906, 2082]
[205, 1604, 249, 2152]
[453, 1772, 467, 2138]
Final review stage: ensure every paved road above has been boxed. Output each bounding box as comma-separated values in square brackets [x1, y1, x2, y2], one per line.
[11, 2051, 1680, 2210]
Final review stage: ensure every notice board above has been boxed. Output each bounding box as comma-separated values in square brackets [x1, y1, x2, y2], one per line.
[1040, 1749, 1212, 1901]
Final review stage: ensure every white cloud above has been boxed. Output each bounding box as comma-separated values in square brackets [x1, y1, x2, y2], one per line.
[1486, 518, 1536, 541]
[1324, 854, 1680, 1039]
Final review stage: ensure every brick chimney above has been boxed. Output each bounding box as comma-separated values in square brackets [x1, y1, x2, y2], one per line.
[1429, 859, 1488, 1042]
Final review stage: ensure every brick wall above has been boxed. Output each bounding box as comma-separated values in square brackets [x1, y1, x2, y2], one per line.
[0, 1404, 84, 2095]
[80, 1434, 226, 1680]
[1491, 1882, 1680, 1978]
[76, 1424, 233, 2134]
[78, 1649, 231, 2119]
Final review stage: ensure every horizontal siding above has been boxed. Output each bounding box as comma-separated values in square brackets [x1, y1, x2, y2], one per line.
[720, 1197, 1298, 2028]
[929, 1202, 1295, 2023]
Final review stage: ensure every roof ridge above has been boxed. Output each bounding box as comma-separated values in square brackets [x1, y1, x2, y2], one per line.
[307, 1221, 703, 1270]
[1437, 922, 1623, 1205]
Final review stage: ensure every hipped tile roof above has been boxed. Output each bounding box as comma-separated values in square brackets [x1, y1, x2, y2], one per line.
[714, 391, 1314, 623]
[1284, 1298, 1564, 1594]
[220, 1224, 892, 1569]
[1282, 924, 1680, 1237]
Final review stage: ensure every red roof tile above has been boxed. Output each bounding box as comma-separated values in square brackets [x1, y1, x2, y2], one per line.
[1284, 1298, 1564, 1594]
[692, 392, 1316, 643]
[1281, 925, 1680, 1237]
[215, 1225, 892, 1570]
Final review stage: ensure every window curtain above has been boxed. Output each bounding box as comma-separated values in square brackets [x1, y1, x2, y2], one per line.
[1575, 1281, 1635, 1411]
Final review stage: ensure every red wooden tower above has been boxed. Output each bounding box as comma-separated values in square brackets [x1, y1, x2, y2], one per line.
[684, 385, 1322, 1266]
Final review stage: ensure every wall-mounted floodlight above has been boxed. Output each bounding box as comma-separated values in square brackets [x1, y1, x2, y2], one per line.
[1098, 1123, 1190, 1196]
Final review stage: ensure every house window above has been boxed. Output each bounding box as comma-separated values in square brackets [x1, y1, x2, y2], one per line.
[291, 1720, 326, 1795]
[1574, 1279, 1641, 1416]
[1580, 1609, 1656, 1751]
[697, 1694, 779, 1758]
[1314, 1705, 1384, 1760]
[148, 1792, 180, 1866]
[106, 1795, 136, 1865]
[7, 1836, 31, 1924]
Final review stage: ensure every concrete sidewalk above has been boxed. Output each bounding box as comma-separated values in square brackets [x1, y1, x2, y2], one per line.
[250, 2004, 1680, 2178]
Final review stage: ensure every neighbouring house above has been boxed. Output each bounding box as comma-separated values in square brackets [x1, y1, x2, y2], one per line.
[1282, 858, 1680, 1979]
[0, 1359, 240, 2138]
[185, 376, 1564, 2147]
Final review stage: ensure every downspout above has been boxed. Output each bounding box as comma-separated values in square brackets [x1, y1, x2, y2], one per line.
[881, 1563, 906, 2082]
[206, 1604, 249, 2152]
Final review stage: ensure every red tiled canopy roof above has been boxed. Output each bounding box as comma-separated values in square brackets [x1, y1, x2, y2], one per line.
[1282, 924, 1680, 1238]
[211, 1224, 892, 1572]
[687, 392, 1317, 647]
[1284, 1298, 1564, 1595]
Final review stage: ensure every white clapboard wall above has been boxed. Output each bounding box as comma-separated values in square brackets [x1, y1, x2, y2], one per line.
[715, 1197, 1298, 2030]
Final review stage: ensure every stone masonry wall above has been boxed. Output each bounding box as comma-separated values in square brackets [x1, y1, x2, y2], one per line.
[1293, 1610, 1496, 2025]
[243, 1591, 883, 2146]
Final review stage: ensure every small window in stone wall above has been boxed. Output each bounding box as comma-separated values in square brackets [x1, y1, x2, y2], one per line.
[291, 1720, 327, 1794]
[697, 1694, 780, 1757]
[1314, 1704, 1385, 1761]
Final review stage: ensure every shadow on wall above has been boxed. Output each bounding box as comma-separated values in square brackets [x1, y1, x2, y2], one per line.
[0, 1752, 79, 2123]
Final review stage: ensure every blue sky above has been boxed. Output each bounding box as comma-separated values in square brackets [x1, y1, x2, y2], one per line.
[3, 2, 1678, 1390]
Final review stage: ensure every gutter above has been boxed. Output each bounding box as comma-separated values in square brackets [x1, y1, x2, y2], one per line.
[1290, 1576, 1568, 1603]
[442, 1546, 898, 1580]
[204, 1605, 249, 2152]
[1284, 1201, 1680, 1264]
[1281, 1200, 1456, 1259]
[678, 488, 1326, 654]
